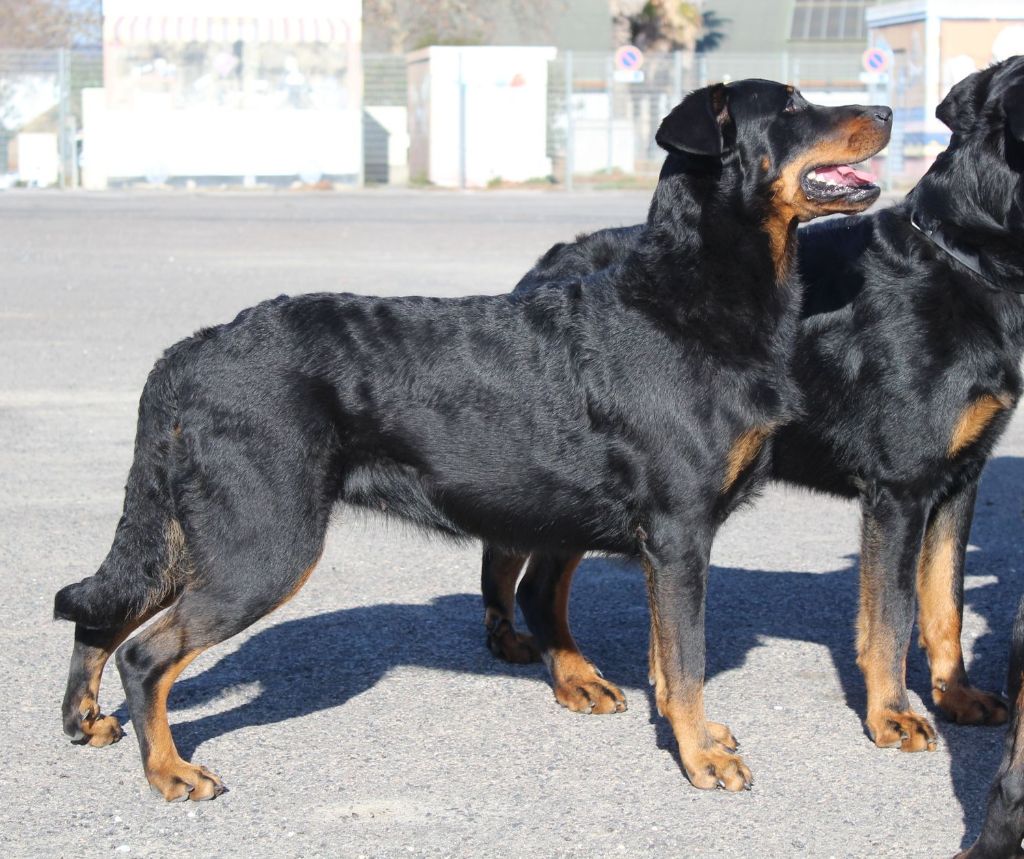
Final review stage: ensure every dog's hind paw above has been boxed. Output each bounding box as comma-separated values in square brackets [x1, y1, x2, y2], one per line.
[551, 655, 627, 715]
[707, 721, 739, 751]
[554, 676, 627, 715]
[934, 681, 1009, 726]
[486, 623, 541, 664]
[867, 708, 937, 752]
[67, 699, 125, 748]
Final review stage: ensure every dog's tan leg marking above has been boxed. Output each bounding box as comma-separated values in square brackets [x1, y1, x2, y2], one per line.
[917, 498, 1008, 725]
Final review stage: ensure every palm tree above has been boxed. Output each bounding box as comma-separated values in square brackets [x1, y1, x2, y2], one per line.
[695, 9, 730, 54]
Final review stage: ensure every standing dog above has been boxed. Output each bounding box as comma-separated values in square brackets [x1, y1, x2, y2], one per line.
[54, 80, 890, 799]
[482, 57, 1024, 768]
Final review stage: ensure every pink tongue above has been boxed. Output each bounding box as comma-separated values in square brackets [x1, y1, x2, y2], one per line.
[815, 164, 880, 186]
[817, 164, 877, 186]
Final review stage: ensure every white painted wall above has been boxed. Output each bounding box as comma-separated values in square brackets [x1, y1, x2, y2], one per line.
[407, 46, 556, 188]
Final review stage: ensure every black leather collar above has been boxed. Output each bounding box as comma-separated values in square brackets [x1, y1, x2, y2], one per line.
[909, 210, 1024, 295]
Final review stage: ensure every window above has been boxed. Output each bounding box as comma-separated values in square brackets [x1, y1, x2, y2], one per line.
[789, 0, 879, 42]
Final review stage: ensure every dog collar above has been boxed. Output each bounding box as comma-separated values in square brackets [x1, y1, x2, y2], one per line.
[910, 212, 1024, 295]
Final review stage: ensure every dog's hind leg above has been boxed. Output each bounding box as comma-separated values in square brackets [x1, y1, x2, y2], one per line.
[857, 487, 938, 752]
[114, 467, 328, 801]
[917, 480, 1008, 726]
[641, 531, 750, 790]
[517, 553, 626, 715]
[481, 545, 539, 663]
[115, 536, 323, 801]
[61, 601, 173, 748]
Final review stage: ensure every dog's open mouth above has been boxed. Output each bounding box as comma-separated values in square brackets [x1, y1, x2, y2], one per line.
[801, 163, 879, 202]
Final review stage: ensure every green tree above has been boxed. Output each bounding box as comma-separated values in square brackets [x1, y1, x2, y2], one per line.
[364, 0, 563, 52]
[0, 0, 99, 49]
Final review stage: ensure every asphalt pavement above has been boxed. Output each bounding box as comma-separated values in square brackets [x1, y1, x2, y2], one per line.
[1, 188, 1022, 858]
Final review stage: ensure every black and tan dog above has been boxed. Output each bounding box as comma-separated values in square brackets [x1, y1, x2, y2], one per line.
[53, 80, 890, 800]
[482, 56, 1024, 779]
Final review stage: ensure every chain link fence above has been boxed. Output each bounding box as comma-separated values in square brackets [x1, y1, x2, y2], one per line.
[0, 46, 923, 191]
[0, 49, 102, 188]
[549, 49, 898, 189]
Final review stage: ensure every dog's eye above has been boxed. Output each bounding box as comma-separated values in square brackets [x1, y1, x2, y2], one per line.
[783, 97, 799, 114]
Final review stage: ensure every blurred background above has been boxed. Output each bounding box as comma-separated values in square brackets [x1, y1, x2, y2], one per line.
[1, 0, 1022, 194]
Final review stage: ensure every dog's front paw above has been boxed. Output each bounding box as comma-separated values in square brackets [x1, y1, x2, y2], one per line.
[680, 744, 752, 791]
[934, 680, 1009, 726]
[147, 759, 226, 802]
[867, 708, 937, 752]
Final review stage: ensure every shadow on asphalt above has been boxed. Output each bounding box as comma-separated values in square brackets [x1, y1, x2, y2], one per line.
[114, 456, 1022, 847]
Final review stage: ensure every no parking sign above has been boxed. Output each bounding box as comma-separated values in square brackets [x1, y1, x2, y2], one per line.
[613, 45, 644, 83]
[862, 47, 891, 74]
[615, 45, 644, 71]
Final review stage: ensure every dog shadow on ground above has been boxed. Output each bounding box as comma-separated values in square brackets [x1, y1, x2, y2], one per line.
[115, 457, 1022, 847]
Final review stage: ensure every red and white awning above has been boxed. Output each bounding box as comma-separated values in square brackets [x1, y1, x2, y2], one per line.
[105, 16, 351, 44]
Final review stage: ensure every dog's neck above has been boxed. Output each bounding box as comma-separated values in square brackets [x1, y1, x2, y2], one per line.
[644, 163, 798, 288]
[904, 151, 1024, 296]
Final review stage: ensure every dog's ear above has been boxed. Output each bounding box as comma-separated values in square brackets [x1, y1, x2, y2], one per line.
[656, 83, 731, 157]
[1004, 81, 1024, 142]
[936, 74, 978, 132]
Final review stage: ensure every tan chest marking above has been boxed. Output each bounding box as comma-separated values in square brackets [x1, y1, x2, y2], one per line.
[723, 425, 774, 493]
[948, 393, 1014, 457]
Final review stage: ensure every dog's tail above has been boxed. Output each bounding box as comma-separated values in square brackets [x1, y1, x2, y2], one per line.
[54, 351, 186, 629]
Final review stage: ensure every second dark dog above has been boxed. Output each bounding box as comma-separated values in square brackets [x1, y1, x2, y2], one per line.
[482, 57, 1024, 770]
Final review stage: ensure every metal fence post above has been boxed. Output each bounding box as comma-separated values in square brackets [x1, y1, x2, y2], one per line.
[564, 50, 574, 192]
[672, 50, 683, 105]
[606, 56, 614, 173]
[458, 49, 467, 190]
[57, 47, 70, 188]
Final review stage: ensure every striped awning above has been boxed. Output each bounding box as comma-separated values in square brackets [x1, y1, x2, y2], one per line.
[105, 16, 351, 44]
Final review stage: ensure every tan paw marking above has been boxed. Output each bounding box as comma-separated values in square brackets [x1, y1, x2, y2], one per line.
[867, 709, 938, 752]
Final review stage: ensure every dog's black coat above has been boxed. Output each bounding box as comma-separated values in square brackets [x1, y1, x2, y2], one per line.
[480, 57, 1024, 852]
[52, 80, 890, 799]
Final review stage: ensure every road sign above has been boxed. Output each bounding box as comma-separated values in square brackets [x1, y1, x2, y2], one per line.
[614, 45, 644, 72]
[862, 47, 890, 74]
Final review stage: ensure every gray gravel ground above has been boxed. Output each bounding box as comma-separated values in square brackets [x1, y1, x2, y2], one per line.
[2, 189, 1022, 858]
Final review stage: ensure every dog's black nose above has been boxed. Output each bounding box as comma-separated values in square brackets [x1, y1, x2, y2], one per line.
[873, 106, 893, 125]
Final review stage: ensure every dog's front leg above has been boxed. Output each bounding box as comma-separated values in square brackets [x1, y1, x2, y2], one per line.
[954, 601, 1024, 859]
[858, 485, 938, 751]
[642, 531, 751, 790]
[917, 479, 1009, 726]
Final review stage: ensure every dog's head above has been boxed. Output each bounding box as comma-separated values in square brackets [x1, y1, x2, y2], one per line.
[936, 54, 1024, 142]
[929, 56, 1024, 226]
[656, 79, 892, 222]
